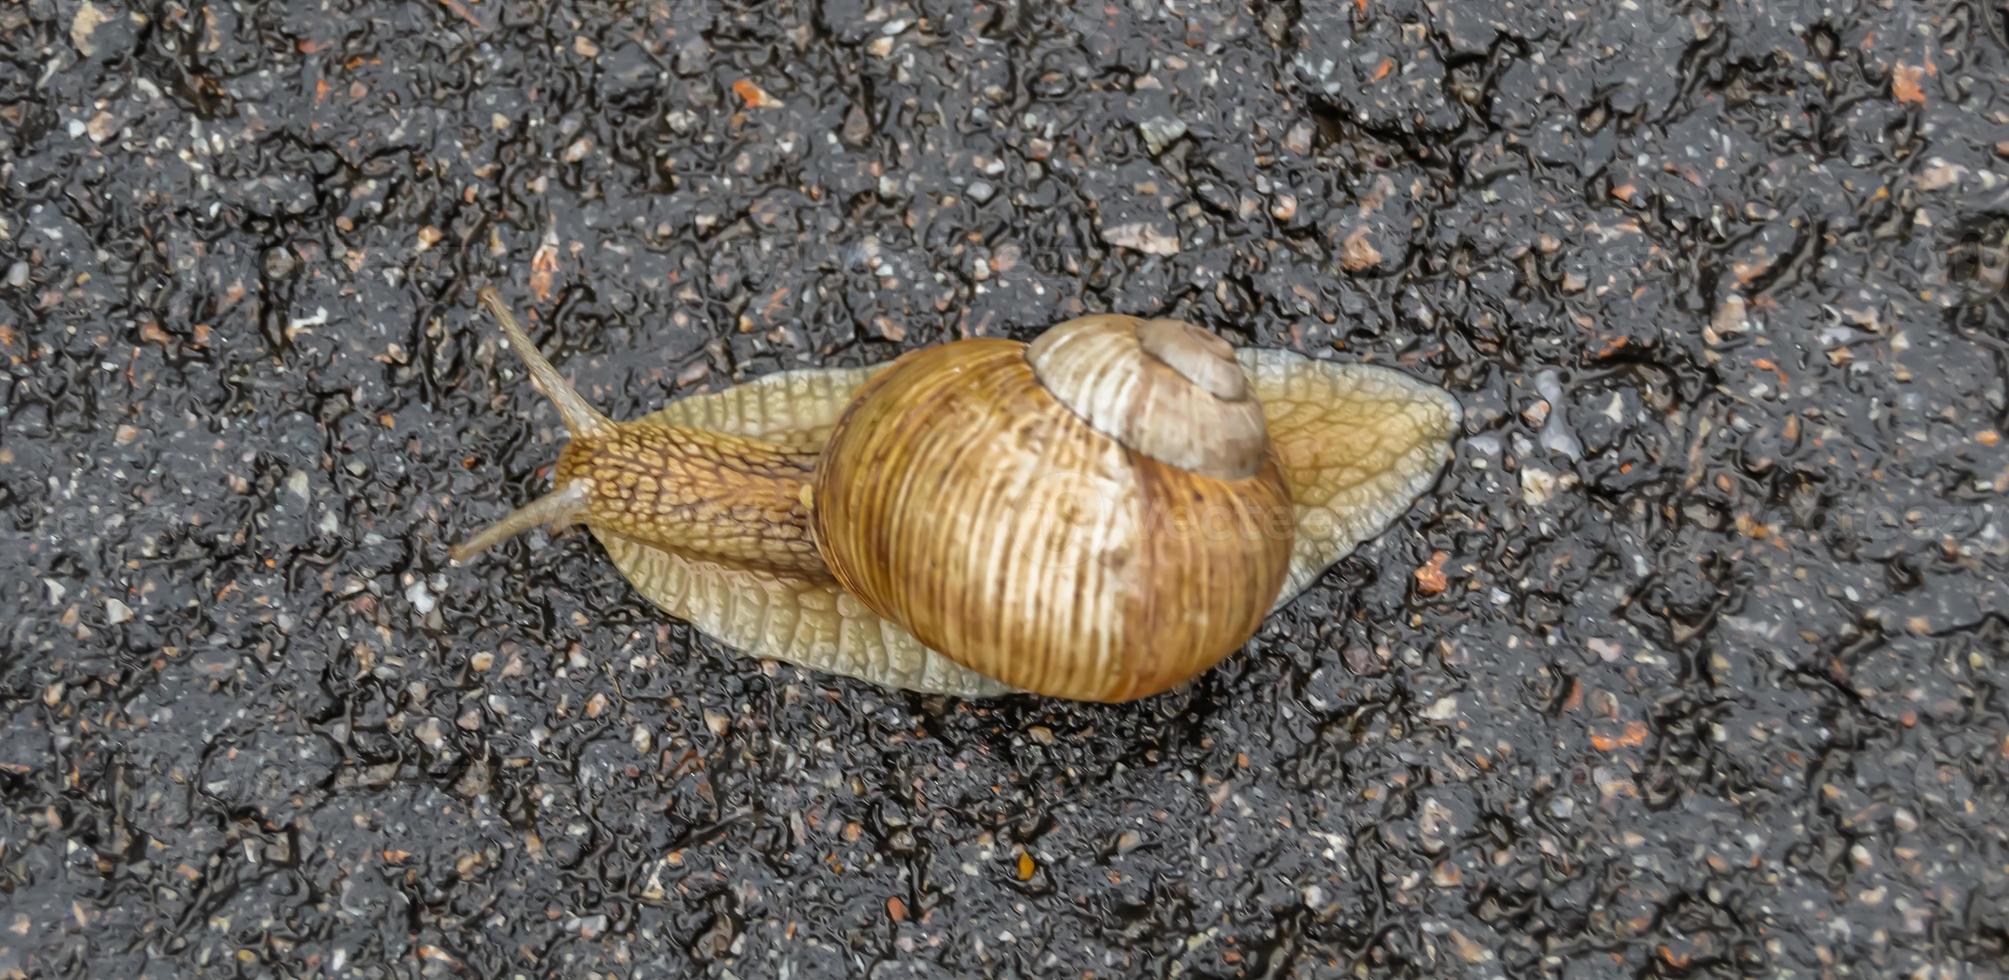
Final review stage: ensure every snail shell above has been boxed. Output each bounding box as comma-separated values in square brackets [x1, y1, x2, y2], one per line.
[812, 317, 1295, 701]
[453, 292, 1461, 702]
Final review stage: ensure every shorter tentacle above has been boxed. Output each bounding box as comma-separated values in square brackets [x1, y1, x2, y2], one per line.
[449, 480, 594, 563]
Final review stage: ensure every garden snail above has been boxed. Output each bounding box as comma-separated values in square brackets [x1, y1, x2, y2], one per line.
[452, 288, 1460, 702]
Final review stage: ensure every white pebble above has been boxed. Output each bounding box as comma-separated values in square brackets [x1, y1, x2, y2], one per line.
[1421, 695, 1460, 721]
[1521, 465, 1560, 506]
[405, 579, 436, 615]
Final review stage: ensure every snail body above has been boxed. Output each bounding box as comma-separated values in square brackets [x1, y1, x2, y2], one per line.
[454, 290, 1460, 702]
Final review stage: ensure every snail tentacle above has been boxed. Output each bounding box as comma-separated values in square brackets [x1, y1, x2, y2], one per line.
[476, 287, 613, 439]
[449, 480, 594, 563]
[459, 290, 839, 577]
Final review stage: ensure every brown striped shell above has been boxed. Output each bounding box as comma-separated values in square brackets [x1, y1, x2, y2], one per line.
[810, 315, 1298, 702]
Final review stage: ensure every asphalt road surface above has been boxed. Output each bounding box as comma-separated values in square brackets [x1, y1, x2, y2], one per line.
[3, 0, 2006, 975]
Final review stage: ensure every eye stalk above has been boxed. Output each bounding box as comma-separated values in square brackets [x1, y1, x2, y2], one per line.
[449, 289, 609, 563]
[450, 290, 830, 579]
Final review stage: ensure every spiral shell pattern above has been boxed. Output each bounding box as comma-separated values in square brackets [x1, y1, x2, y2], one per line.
[811, 320, 1295, 701]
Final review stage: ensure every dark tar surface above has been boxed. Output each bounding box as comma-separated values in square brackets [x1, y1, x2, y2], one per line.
[3, 0, 2007, 976]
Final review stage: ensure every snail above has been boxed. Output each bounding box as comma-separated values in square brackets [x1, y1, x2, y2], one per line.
[452, 288, 1460, 702]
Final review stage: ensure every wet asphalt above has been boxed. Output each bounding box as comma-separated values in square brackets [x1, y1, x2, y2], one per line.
[3, 0, 2008, 976]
